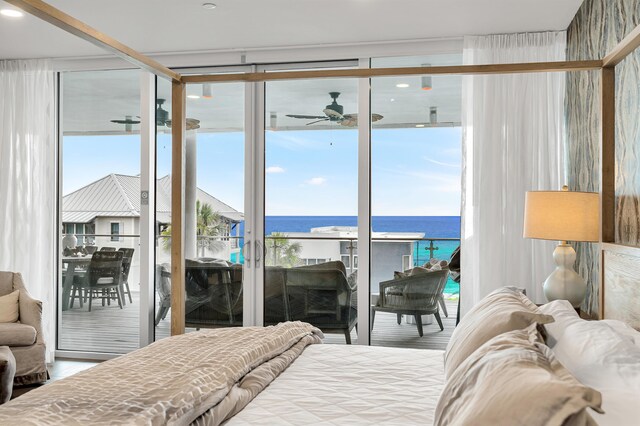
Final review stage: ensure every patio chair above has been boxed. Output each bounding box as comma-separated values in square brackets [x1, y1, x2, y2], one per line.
[118, 248, 134, 304]
[154, 263, 171, 326]
[372, 269, 449, 337]
[99, 247, 116, 251]
[284, 262, 357, 344]
[71, 251, 124, 311]
[184, 258, 243, 328]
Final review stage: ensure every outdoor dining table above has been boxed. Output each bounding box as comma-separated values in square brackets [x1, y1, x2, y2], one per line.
[61, 255, 129, 311]
[61, 256, 91, 311]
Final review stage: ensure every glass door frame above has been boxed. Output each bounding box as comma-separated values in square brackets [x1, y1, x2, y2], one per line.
[56, 59, 377, 359]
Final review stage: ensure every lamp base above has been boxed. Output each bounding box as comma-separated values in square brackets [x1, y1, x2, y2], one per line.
[543, 243, 586, 308]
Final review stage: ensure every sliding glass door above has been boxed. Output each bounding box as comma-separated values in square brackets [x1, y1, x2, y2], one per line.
[57, 58, 462, 357]
[369, 55, 462, 349]
[263, 71, 360, 344]
[58, 69, 142, 354]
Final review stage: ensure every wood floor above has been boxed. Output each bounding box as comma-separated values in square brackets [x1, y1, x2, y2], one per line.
[60, 292, 457, 353]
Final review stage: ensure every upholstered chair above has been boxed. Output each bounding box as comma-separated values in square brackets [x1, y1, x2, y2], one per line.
[0, 272, 47, 385]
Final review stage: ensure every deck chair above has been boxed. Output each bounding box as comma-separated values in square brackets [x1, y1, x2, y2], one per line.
[372, 269, 449, 337]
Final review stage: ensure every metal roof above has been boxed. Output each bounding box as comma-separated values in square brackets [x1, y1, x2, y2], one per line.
[63, 174, 243, 224]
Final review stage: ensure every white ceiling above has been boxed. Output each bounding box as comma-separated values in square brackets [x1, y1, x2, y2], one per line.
[62, 54, 463, 134]
[0, 0, 584, 60]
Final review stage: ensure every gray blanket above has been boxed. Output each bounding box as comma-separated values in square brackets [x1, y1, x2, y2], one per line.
[0, 322, 323, 425]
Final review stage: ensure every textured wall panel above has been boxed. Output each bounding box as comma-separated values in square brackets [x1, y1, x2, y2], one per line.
[566, 0, 640, 316]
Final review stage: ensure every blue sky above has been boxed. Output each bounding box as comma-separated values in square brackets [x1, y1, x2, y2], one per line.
[63, 126, 461, 215]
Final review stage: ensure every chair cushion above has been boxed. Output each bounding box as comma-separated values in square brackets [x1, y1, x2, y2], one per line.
[0, 290, 19, 323]
[0, 323, 37, 347]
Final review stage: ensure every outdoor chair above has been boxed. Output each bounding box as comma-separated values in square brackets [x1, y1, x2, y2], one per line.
[155, 264, 171, 326]
[99, 247, 116, 251]
[184, 258, 243, 328]
[264, 266, 289, 325]
[284, 261, 357, 344]
[372, 269, 449, 337]
[118, 248, 134, 304]
[70, 251, 124, 311]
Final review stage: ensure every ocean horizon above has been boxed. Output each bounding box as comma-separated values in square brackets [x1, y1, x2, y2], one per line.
[238, 215, 461, 294]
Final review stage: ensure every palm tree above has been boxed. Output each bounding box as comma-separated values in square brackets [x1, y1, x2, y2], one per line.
[195, 200, 227, 257]
[161, 201, 228, 257]
[265, 232, 302, 267]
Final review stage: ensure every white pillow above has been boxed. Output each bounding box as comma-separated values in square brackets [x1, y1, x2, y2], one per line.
[539, 300, 640, 426]
[0, 290, 19, 323]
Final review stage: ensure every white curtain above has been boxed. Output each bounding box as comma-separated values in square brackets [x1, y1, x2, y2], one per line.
[0, 60, 56, 362]
[460, 32, 566, 316]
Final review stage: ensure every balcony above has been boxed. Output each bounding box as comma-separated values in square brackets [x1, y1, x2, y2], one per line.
[59, 234, 459, 354]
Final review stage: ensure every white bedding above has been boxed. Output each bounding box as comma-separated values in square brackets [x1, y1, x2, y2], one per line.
[225, 344, 445, 425]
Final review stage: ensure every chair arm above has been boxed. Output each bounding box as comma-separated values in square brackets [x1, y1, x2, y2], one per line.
[19, 291, 44, 344]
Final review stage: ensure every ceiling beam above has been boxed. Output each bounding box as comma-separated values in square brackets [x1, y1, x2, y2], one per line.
[603, 23, 640, 67]
[5, 0, 181, 82]
[181, 60, 602, 83]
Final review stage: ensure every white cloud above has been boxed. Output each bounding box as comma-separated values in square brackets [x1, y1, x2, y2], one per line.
[424, 157, 460, 168]
[266, 166, 285, 174]
[305, 177, 327, 185]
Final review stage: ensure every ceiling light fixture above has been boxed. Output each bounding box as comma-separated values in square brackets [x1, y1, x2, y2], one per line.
[202, 3, 217, 9]
[0, 8, 24, 18]
[430, 106, 438, 124]
[187, 94, 200, 99]
[396, 83, 409, 88]
[421, 63, 433, 91]
[202, 84, 213, 99]
[416, 124, 425, 128]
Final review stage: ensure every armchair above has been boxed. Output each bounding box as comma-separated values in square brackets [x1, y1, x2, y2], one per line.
[0, 272, 47, 385]
[285, 262, 357, 344]
[372, 269, 449, 337]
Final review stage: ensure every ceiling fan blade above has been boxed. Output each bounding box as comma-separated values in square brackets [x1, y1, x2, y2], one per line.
[111, 119, 140, 125]
[286, 114, 328, 119]
[339, 113, 383, 127]
[306, 118, 330, 125]
[323, 109, 343, 119]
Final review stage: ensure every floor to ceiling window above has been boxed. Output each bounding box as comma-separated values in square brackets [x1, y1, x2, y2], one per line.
[154, 77, 172, 340]
[58, 69, 142, 354]
[369, 55, 462, 349]
[264, 74, 359, 344]
[57, 55, 462, 357]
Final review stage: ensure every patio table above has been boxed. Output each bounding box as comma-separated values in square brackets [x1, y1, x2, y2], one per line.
[62, 255, 129, 311]
[61, 256, 91, 311]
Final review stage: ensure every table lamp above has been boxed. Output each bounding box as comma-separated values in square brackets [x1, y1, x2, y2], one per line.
[523, 186, 600, 307]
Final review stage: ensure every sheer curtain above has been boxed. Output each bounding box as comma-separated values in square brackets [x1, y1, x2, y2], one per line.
[460, 32, 566, 316]
[0, 60, 56, 362]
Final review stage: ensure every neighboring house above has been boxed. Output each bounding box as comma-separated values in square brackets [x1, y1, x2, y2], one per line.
[62, 173, 244, 286]
[282, 226, 423, 294]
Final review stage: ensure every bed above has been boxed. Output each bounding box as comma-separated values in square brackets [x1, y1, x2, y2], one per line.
[0, 263, 638, 425]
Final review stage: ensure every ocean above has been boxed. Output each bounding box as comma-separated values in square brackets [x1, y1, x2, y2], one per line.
[237, 216, 461, 294]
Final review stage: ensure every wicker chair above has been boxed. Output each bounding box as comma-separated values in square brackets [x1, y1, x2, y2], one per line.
[154, 264, 171, 326]
[71, 251, 124, 311]
[372, 269, 449, 337]
[284, 262, 357, 344]
[118, 248, 134, 304]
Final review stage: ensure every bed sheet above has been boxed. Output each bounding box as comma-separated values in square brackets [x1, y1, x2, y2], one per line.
[225, 344, 445, 425]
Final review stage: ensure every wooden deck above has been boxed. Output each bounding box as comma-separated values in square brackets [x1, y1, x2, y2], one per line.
[60, 292, 457, 353]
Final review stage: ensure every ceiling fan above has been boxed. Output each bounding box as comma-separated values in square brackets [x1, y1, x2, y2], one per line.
[110, 115, 139, 132]
[110, 99, 172, 131]
[286, 92, 383, 127]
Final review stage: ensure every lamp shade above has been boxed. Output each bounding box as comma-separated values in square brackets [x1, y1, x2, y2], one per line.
[523, 190, 600, 242]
